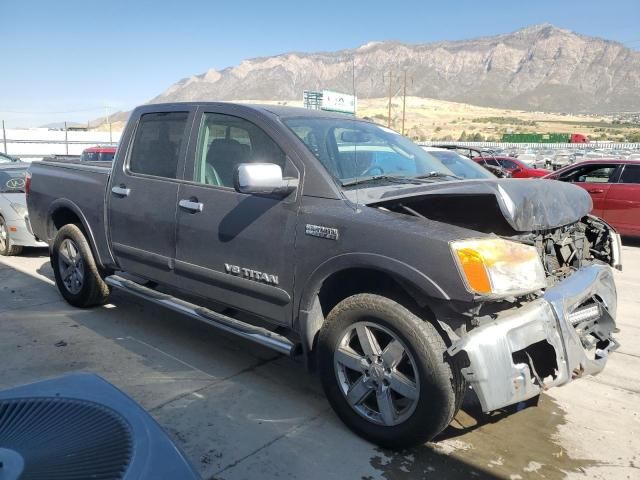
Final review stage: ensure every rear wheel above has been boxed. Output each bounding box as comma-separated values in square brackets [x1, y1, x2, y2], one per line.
[318, 293, 463, 449]
[51, 224, 110, 307]
[0, 216, 23, 256]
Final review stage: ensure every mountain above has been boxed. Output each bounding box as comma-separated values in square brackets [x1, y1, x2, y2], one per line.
[149, 24, 640, 114]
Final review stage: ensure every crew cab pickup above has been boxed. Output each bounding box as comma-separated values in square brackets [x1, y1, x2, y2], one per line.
[27, 103, 622, 448]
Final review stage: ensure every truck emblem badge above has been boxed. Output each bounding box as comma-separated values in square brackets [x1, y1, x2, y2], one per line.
[305, 224, 339, 240]
[225, 264, 279, 285]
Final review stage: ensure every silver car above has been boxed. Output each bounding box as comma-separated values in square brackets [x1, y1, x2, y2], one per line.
[0, 163, 47, 255]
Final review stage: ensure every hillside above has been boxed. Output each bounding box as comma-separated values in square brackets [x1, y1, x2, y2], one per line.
[149, 24, 640, 114]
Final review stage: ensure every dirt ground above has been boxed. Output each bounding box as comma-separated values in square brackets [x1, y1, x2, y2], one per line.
[1, 241, 638, 479]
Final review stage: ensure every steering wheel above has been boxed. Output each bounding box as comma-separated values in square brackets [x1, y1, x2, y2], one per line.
[361, 165, 384, 176]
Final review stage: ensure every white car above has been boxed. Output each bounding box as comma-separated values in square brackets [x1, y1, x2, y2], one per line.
[0, 164, 47, 255]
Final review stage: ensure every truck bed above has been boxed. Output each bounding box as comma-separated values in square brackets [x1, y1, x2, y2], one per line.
[27, 160, 115, 268]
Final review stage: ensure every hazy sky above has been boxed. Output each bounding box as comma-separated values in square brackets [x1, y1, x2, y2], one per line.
[3, 0, 639, 127]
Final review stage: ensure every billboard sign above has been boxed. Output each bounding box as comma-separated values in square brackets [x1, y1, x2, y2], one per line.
[321, 90, 357, 114]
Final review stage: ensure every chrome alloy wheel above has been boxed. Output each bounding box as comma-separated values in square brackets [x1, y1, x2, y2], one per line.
[58, 238, 84, 295]
[334, 321, 420, 426]
[0, 218, 7, 251]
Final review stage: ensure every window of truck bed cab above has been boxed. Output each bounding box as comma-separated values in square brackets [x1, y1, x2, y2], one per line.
[194, 113, 287, 188]
[128, 111, 189, 179]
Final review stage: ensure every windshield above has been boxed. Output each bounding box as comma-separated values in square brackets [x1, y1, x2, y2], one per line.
[426, 151, 494, 179]
[0, 153, 15, 163]
[284, 117, 490, 186]
[0, 168, 27, 193]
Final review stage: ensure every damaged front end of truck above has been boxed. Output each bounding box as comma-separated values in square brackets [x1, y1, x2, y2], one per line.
[368, 179, 622, 412]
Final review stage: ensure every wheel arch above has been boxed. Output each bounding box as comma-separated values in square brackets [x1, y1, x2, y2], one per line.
[47, 199, 105, 268]
[296, 253, 450, 360]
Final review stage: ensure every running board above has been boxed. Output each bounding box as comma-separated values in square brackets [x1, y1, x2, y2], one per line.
[104, 275, 295, 356]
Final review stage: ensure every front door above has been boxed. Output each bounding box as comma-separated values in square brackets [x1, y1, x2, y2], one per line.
[557, 163, 619, 217]
[108, 108, 194, 283]
[600, 164, 640, 236]
[174, 108, 301, 325]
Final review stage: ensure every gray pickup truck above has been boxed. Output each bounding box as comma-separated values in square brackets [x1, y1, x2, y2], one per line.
[27, 103, 622, 448]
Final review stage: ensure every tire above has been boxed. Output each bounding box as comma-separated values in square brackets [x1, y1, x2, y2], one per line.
[0, 216, 23, 256]
[51, 224, 110, 308]
[318, 293, 462, 449]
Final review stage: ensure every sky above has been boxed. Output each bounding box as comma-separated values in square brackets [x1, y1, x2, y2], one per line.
[2, 0, 639, 127]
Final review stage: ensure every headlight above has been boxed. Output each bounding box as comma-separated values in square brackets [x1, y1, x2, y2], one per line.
[451, 238, 546, 297]
[10, 203, 27, 217]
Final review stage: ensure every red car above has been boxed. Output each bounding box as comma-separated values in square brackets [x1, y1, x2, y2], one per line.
[473, 156, 549, 178]
[81, 146, 116, 162]
[545, 159, 640, 237]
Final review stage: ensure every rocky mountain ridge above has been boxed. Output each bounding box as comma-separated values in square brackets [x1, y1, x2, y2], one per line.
[148, 24, 640, 114]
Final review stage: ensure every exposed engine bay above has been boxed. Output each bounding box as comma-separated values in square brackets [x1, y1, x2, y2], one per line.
[513, 215, 618, 282]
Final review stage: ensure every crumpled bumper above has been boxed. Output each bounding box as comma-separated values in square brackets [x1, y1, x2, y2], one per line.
[448, 264, 618, 412]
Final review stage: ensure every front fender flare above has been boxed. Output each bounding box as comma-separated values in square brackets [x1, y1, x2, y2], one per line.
[296, 253, 450, 356]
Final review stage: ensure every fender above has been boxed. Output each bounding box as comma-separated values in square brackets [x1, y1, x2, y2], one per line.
[47, 198, 109, 269]
[296, 252, 451, 356]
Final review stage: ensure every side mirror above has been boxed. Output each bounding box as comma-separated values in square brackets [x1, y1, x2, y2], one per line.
[513, 167, 522, 173]
[234, 163, 297, 196]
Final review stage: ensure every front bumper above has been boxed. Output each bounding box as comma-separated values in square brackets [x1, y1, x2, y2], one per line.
[448, 264, 618, 412]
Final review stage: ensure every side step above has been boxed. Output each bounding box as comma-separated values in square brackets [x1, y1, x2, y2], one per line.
[104, 275, 296, 356]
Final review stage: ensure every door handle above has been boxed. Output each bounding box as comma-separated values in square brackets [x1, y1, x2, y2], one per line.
[111, 185, 131, 197]
[179, 199, 204, 213]
[588, 189, 604, 194]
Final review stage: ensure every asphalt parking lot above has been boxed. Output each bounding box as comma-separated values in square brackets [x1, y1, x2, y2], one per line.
[1, 243, 639, 480]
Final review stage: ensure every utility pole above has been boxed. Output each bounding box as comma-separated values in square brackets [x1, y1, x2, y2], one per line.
[387, 69, 393, 128]
[352, 56, 357, 116]
[64, 121, 69, 155]
[105, 106, 112, 144]
[401, 69, 408, 135]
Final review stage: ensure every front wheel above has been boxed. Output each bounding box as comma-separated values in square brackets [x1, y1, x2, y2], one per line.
[51, 224, 110, 308]
[318, 294, 462, 449]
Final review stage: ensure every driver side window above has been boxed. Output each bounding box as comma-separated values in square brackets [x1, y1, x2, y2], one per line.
[194, 113, 286, 188]
[560, 165, 616, 184]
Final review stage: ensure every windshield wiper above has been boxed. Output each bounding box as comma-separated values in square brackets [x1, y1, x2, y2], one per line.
[341, 175, 424, 187]
[415, 171, 463, 180]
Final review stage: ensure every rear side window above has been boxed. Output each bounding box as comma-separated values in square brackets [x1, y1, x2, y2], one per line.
[619, 165, 640, 184]
[128, 112, 189, 178]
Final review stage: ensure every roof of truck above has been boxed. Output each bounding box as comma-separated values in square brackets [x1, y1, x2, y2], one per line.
[144, 102, 358, 120]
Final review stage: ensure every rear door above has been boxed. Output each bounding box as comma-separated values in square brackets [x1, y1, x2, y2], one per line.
[556, 163, 619, 217]
[108, 107, 195, 283]
[173, 106, 301, 325]
[600, 164, 640, 236]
